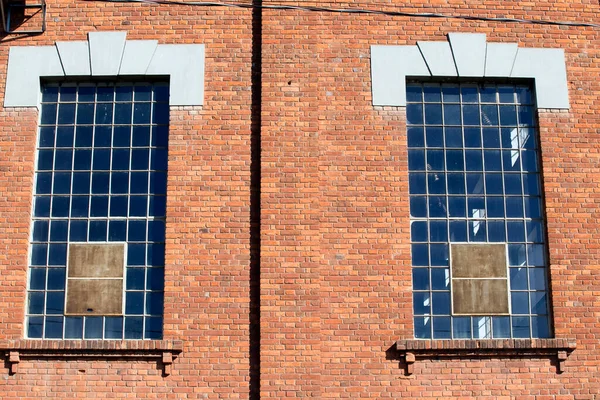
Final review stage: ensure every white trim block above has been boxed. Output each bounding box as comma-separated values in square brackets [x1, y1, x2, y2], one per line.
[417, 41, 457, 77]
[119, 40, 158, 75]
[449, 33, 486, 77]
[89, 31, 127, 76]
[56, 42, 91, 76]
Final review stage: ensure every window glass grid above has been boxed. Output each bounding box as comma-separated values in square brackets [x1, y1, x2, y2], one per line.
[408, 82, 550, 340]
[27, 82, 168, 340]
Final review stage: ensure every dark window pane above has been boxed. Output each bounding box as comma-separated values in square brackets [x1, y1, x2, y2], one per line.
[112, 149, 130, 171]
[527, 244, 545, 266]
[441, 85, 460, 102]
[54, 151, 73, 171]
[46, 291, 65, 314]
[30, 268, 46, 290]
[488, 221, 506, 242]
[47, 268, 66, 290]
[466, 173, 484, 195]
[127, 268, 145, 290]
[448, 197, 466, 218]
[480, 86, 496, 103]
[92, 149, 111, 170]
[108, 220, 127, 241]
[146, 292, 164, 315]
[41, 104, 57, 125]
[132, 126, 151, 147]
[408, 150, 425, 171]
[432, 292, 450, 315]
[36, 173, 52, 194]
[431, 268, 449, 290]
[125, 317, 143, 339]
[116, 85, 133, 101]
[453, 317, 471, 339]
[410, 221, 427, 242]
[90, 196, 109, 217]
[486, 197, 504, 218]
[464, 127, 481, 147]
[449, 221, 467, 242]
[428, 173, 446, 194]
[78, 86, 95, 102]
[502, 150, 521, 172]
[504, 174, 522, 195]
[28, 292, 45, 314]
[128, 220, 147, 242]
[56, 126, 74, 148]
[110, 196, 128, 217]
[42, 86, 59, 102]
[511, 292, 529, 314]
[74, 149, 92, 170]
[69, 220, 88, 241]
[523, 174, 540, 196]
[498, 86, 515, 103]
[84, 317, 103, 339]
[512, 316, 530, 338]
[133, 103, 151, 124]
[425, 104, 442, 125]
[72, 172, 91, 194]
[499, 105, 518, 125]
[147, 243, 165, 266]
[531, 316, 550, 338]
[134, 85, 152, 101]
[65, 317, 83, 339]
[443, 104, 461, 125]
[530, 292, 547, 314]
[145, 317, 163, 339]
[152, 125, 169, 147]
[412, 268, 429, 291]
[446, 173, 465, 194]
[518, 106, 535, 126]
[131, 172, 149, 194]
[128, 244, 146, 265]
[407, 127, 424, 148]
[445, 127, 462, 148]
[32, 220, 49, 242]
[529, 268, 547, 290]
[485, 173, 503, 195]
[413, 292, 430, 314]
[409, 197, 427, 218]
[28, 316, 44, 338]
[53, 173, 71, 195]
[58, 103, 76, 124]
[114, 103, 132, 124]
[462, 105, 479, 125]
[446, 150, 463, 171]
[77, 103, 95, 124]
[411, 244, 428, 266]
[428, 196, 447, 218]
[484, 150, 501, 171]
[111, 172, 129, 194]
[131, 149, 149, 170]
[91, 172, 110, 194]
[433, 317, 451, 339]
[129, 196, 148, 217]
[423, 85, 441, 102]
[71, 196, 89, 218]
[508, 244, 527, 266]
[492, 316, 510, 338]
[425, 127, 443, 147]
[39, 127, 56, 148]
[34, 197, 51, 218]
[468, 221, 486, 242]
[113, 126, 131, 147]
[152, 103, 169, 124]
[126, 292, 144, 314]
[45, 316, 63, 339]
[409, 173, 426, 195]
[89, 220, 107, 241]
[465, 150, 483, 171]
[429, 221, 447, 242]
[429, 244, 448, 266]
[406, 104, 423, 125]
[507, 221, 525, 242]
[505, 197, 523, 218]
[414, 317, 431, 339]
[50, 220, 68, 242]
[95, 103, 113, 125]
[105, 317, 123, 339]
[48, 243, 67, 265]
[59, 86, 76, 101]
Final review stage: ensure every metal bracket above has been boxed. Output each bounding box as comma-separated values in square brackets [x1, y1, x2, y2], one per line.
[0, 0, 46, 34]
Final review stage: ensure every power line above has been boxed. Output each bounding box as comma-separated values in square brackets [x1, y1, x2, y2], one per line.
[89, 0, 600, 28]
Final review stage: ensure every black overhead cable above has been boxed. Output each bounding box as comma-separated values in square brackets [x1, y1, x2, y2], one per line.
[89, 0, 600, 29]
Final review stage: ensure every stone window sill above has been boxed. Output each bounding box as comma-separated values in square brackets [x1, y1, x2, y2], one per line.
[0, 339, 183, 376]
[394, 338, 576, 375]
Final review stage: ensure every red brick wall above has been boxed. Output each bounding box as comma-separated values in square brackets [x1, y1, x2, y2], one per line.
[0, 0, 599, 398]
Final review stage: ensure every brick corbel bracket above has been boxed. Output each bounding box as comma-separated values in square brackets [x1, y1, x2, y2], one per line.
[395, 338, 576, 376]
[0, 340, 183, 376]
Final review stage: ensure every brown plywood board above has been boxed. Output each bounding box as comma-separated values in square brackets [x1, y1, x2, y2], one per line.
[65, 279, 123, 315]
[451, 243, 507, 278]
[68, 243, 125, 278]
[452, 279, 509, 315]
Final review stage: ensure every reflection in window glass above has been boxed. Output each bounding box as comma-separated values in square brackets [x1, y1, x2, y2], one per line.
[27, 82, 168, 339]
[407, 82, 549, 339]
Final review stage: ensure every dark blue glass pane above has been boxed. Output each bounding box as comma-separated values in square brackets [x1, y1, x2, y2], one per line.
[468, 220, 486, 242]
[48, 243, 67, 265]
[449, 221, 467, 242]
[498, 86, 515, 103]
[433, 317, 451, 339]
[508, 244, 527, 266]
[484, 150, 501, 171]
[28, 292, 45, 314]
[453, 317, 471, 339]
[153, 103, 169, 124]
[71, 196, 89, 218]
[512, 316, 530, 338]
[129, 172, 148, 195]
[145, 317, 163, 339]
[128, 244, 145, 265]
[466, 173, 484, 195]
[523, 174, 540, 196]
[426, 150, 444, 170]
[432, 292, 450, 315]
[128, 220, 146, 241]
[50, 220, 68, 242]
[530, 292, 547, 314]
[114, 103, 133, 124]
[486, 197, 504, 218]
[425, 104, 442, 125]
[109, 220, 127, 241]
[507, 221, 525, 242]
[89, 221, 107, 241]
[521, 150, 538, 172]
[74, 149, 92, 170]
[47, 268, 65, 290]
[429, 221, 447, 242]
[150, 172, 167, 194]
[131, 149, 149, 170]
[409, 196, 427, 218]
[480, 86, 496, 103]
[60, 86, 76, 101]
[154, 84, 169, 102]
[129, 196, 148, 217]
[407, 127, 424, 148]
[69, 220, 88, 241]
[431, 268, 449, 290]
[504, 174, 522, 195]
[53, 172, 71, 195]
[463, 127, 481, 148]
[42, 86, 59, 102]
[148, 220, 165, 242]
[502, 150, 520, 172]
[76, 103, 95, 124]
[505, 197, 523, 218]
[413, 292, 430, 314]
[46, 291, 65, 314]
[30, 268, 46, 290]
[41, 104, 57, 125]
[91, 195, 109, 218]
[482, 128, 500, 148]
[526, 221, 543, 243]
[58, 103, 75, 124]
[461, 86, 478, 103]
[75, 126, 93, 147]
[132, 127, 151, 148]
[428, 173, 445, 194]
[134, 85, 152, 101]
[414, 317, 431, 339]
[462, 105, 479, 125]
[441, 85, 459, 102]
[492, 316, 510, 338]
[531, 316, 550, 338]
[111, 172, 129, 194]
[54, 151, 73, 171]
[93, 149, 111, 170]
[105, 317, 123, 339]
[411, 244, 428, 266]
[511, 292, 529, 314]
[485, 173, 503, 195]
[56, 126, 74, 148]
[520, 128, 536, 149]
[430, 244, 448, 266]
[408, 150, 425, 171]
[149, 196, 167, 217]
[409, 173, 426, 195]
[92, 172, 109, 194]
[110, 196, 128, 217]
[112, 149, 130, 171]
[97, 86, 114, 102]
[146, 292, 163, 315]
[447, 173, 465, 194]
[410, 221, 427, 242]
[152, 125, 169, 147]
[28, 316, 44, 338]
[78, 86, 95, 102]
[406, 104, 423, 125]
[84, 317, 103, 339]
[65, 317, 83, 339]
[423, 85, 441, 102]
[31, 244, 48, 265]
[445, 127, 462, 148]
[147, 243, 165, 266]
[45, 316, 63, 339]
[133, 103, 151, 124]
[36, 173, 52, 194]
[125, 317, 143, 339]
[518, 106, 535, 126]
[499, 105, 518, 125]
[126, 292, 144, 314]
[39, 127, 55, 147]
[529, 268, 547, 290]
[467, 196, 484, 214]
[465, 150, 482, 171]
[446, 150, 463, 171]
[113, 126, 131, 147]
[116, 86, 133, 101]
[412, 268, 429, 291]
[32, 220, 49, 242]
[127, 268, 145, 290]
[443, 104, 461, 125]
[95, 103, 113, 125]
[428, 196, 447, 218]
[425, 127, 443, 147]
[72, 172, 90, 194]
[488, 221, 506, 242]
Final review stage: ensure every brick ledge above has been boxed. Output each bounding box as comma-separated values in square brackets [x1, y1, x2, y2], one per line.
[0, 340, 183, 376]
[395, 339, 576, 375]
